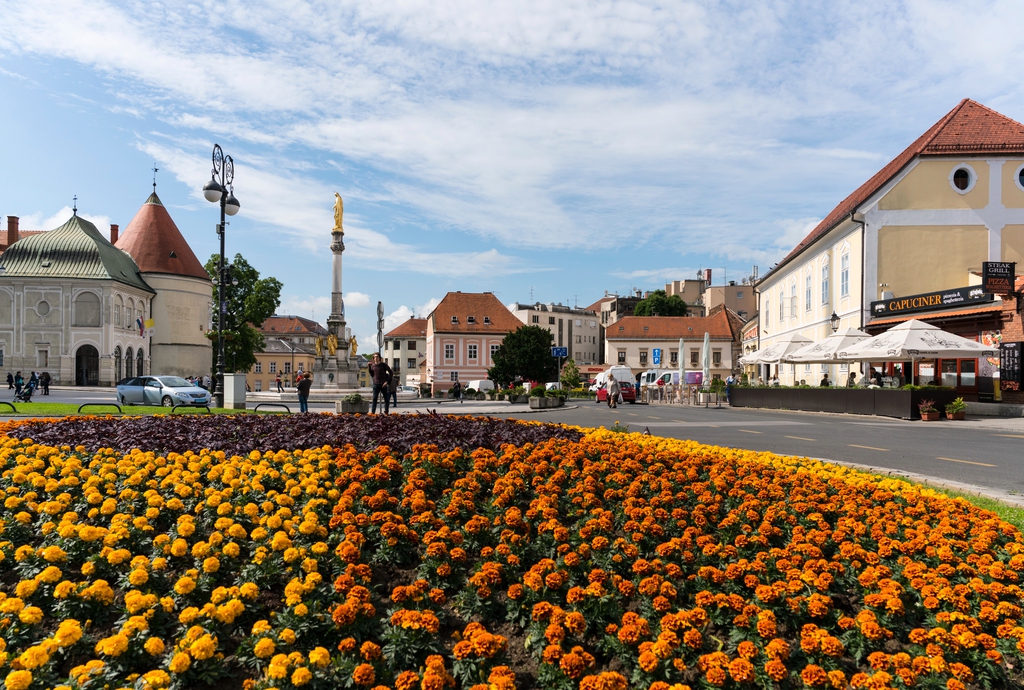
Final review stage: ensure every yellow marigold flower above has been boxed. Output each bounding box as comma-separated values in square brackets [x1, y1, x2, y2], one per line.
[54, 619, 83, 648]
[18, 606, 43, 625]
[174, 577, 196, 595]
[189, 634, 217, 661]
[203, 557, 220, 573]
[4, 670, 33, 690]
[144, 637, 166, 656]
[222, 542, 241, 558]
[254, 638, 276, 659]
[53, 581, 76, 599]
[239, 583, 259, 599]
[141, 670, 170, 689]
[14, 580, 38, 599]
[294, 604, 309, 617]
[352, 663, 375, 686]
[308, 647, 330, 668]
[292, 667, 312, 686]
[95, 633, 130, 657]
[37, 566, 62, 584]
[179, 607, 201, 625]
[129, 569, 149, 587]
[279, 628, 297, 645]
[168, 652, 191, 674]
[252, 619, 272, 635]
[17, 644, 50, 670]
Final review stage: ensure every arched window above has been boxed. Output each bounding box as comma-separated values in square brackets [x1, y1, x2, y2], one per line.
[114, 296, 123, 327]
[136, 348, 144, 377]
[73, 291, 101, 327]
[114, 346, 123, 382]
[125, 347, 134, 378]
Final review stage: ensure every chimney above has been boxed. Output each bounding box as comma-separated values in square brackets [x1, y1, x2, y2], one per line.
[7, 216, 19, 246]
[109, 224, 119, 244]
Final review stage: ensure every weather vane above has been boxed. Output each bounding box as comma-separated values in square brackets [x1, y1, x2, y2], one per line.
[73, 195, 78, 216]
[152, 164, 159, 191]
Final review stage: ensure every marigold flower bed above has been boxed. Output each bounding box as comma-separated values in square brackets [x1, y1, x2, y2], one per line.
[0, 415, 1022, 690]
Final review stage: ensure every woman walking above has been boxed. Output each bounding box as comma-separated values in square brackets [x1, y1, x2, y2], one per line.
[607, 374, 620, 409]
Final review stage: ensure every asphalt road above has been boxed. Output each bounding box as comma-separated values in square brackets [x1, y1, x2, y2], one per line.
[9, 386, 1024, 504]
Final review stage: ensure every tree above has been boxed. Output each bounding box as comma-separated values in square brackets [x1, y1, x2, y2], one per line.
[488, 325, 558, 387]
[205, 253, 283, 375]
[560, 358, 581, 389]
[633, 289, 688, 316]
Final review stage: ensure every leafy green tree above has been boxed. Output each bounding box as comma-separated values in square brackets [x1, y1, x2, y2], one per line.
[205, 253, 283, 375]
[488, 325, 557, 387]
[560, 358, 581, 389]
[633, 289, 688, 316]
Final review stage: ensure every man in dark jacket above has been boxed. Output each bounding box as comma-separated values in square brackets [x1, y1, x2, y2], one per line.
[369, 353, 393, 414]
[296, 372, 313, 413]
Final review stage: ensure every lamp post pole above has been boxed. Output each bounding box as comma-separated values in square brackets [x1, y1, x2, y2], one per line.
[203, 144, 240, 408]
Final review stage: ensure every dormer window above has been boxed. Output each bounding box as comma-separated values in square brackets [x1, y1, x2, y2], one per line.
[483, 316, 491, 324]
[467, 316, 476, 324]
[619, 326, 624, 331]
[643, 326, 649, 331]
[451, 316, 459, 324]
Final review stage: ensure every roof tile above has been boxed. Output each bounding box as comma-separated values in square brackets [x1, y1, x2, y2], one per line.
[385, 317, 427, 338]
[606, 310, 736, 340]
[429, 292, 521, 333]
[116, 192, 210, 280]
[770, 99, 1024, 278]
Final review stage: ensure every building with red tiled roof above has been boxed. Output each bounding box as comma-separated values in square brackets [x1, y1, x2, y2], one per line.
[756, 98, 1024, 397]
[605, 308, 743, 379]
[384, 317, 427, 386]
[260, 314, 328, 345]
[425, 292, 520, 393]
[116, 191, 213, 378]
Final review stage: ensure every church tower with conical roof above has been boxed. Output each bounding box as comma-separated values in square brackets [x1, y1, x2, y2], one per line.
[116, 191, 213, 378]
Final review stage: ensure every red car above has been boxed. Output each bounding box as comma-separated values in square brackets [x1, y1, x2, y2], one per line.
[596, 381, 637, 404]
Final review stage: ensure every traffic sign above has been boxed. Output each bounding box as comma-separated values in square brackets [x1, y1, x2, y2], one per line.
[653, 348, 661, 365]
[551, 347, 568, 358]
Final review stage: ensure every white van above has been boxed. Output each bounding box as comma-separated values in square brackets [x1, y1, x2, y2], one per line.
[466, 380, 495, 392]
[640, 369, 677, 387]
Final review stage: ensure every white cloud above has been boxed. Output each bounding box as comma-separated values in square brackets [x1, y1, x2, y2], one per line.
[18, 207, 112, 234]
[276, 295, 332, 323]
[345, 292, 371, 308]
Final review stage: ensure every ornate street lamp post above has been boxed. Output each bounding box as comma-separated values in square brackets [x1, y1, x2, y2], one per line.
[203, 144, 240, 408]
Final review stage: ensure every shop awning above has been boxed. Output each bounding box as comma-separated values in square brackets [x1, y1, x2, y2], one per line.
[867, 303, 1002, 327]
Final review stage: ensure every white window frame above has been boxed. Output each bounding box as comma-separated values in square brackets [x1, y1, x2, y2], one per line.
[840, 254, 850, 297]
[821, 262, 829, 305]
[468, 344, 478, 360]
[444, 344, 455, 360]
[790, 283, 797, 318]
[805, 275, 811, 312]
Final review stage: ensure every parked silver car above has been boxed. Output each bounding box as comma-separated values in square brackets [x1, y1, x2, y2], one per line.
[116, 376, 211, 407]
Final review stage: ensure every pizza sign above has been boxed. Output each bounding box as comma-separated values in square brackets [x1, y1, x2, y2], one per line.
[983, 262, 1016, 295]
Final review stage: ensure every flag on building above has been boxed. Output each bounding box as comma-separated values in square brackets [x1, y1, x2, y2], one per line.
[136, 316, 145, 336]
[144, 318, 155, 336]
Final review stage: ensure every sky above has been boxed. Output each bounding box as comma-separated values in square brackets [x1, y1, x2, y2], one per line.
[3, 0, 1024, 349]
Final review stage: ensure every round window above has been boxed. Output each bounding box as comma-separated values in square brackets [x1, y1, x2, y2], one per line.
[36, 301, 50, 316]
[952, 168, 970, 190]
[1016, 164, 1024, 191]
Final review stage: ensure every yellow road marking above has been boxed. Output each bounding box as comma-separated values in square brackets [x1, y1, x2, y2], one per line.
[937, 457, 996, 467]
[849, 444, 888, 452]
[737, 429, 762, 434]
[785, 436, 816, 441]
[994, 434, 1024, 439]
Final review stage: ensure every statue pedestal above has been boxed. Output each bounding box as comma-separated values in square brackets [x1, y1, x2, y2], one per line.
[313, 350, 359, 389]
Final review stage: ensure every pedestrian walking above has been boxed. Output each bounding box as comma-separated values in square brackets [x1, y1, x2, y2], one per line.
[203, 374, 211, 389]
[389, 378, 398, 408]
[607, 374, 620, 409]
[14, 372, 23, 396]
[452, 380, 462, 403]
[725, 373, 735, 404]
[369, 353, 393, 414]
[296, 372, 312, 413]
[6, 372, 12, 390]
[276, 373, 283, 393]
[39, 371, 50, 395]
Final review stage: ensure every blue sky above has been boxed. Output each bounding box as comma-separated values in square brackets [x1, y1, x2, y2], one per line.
[3, 0, 1024, 348]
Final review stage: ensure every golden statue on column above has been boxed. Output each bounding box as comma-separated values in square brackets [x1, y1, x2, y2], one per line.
[333, 193, 344, 234]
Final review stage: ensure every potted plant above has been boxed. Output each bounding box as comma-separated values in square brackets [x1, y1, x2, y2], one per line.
[945, 397, 967, 420]
[337, 393, 370, 415]
[918, 398, 939, 421]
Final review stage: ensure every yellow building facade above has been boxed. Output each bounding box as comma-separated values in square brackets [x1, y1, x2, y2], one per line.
[757, 99, 1024, 388]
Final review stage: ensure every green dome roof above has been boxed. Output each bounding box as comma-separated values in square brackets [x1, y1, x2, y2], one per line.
[0, 214, 154, 293]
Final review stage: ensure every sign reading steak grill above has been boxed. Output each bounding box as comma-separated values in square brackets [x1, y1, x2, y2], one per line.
[983, 261, 1016, 295]
[870, 285, 993, 318]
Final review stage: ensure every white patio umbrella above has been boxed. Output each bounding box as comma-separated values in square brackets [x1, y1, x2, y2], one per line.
[786, 328, 871, 363]
[835, 319, 997, 383]
[744, 332, 813, 364]
[701, 331, 711, 386]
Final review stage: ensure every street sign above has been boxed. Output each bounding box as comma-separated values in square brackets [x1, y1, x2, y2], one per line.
[551, 347, 568, 357]
[376, 301, 384, 351]
[983, 261, 1016, 295]
[652, 348, 661, 365]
